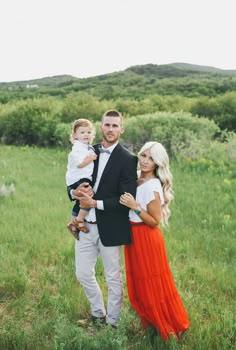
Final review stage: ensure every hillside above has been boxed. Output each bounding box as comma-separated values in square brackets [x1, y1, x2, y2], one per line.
[0, 63, 236, 101]
[1, 63, 236, 88]
[0, 62, 236, 142]
[0, 74, 78, 89]
[171, 62, 236, 75]
[125, 63, 236, 77]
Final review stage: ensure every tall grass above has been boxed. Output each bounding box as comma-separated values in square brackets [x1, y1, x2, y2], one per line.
[0, 145, 235, 349]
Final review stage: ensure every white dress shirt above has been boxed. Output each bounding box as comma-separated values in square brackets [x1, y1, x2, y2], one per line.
[86, 142, 118, 222]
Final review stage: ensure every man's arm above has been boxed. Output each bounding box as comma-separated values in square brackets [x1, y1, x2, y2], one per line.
[75, 191, 96, 208]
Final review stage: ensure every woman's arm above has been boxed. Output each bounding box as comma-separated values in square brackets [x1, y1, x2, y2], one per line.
[120, 192, 162, 227]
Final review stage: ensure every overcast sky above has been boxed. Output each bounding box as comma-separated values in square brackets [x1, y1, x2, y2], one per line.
[1, 0, 235, 82]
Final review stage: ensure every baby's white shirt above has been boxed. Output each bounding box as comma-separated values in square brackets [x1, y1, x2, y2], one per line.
[66, 140, 94, 186]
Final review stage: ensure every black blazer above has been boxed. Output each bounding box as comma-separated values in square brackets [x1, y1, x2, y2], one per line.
[93, 143, 137, 246]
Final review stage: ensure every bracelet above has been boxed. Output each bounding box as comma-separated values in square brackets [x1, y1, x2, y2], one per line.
[134, 205, 142, 215]
[91, 200, 96, 208]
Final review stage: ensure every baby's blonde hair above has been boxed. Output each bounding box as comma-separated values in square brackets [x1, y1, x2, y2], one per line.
[138, 142, 174, 226]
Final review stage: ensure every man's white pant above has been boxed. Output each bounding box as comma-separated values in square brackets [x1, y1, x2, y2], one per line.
[75, 223, 123, 326]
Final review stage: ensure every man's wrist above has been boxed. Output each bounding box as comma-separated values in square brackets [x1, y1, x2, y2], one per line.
[91, 200, 97, 208]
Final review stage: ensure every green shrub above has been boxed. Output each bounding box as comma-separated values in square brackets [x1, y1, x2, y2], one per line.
[225, 132, 236, 164]
[190, 91, 236, 131]
[0, 98, 60, 146]
[60, 93, 110, 123]
[54, 123, 71, 148]
[122, 111, 220, 157]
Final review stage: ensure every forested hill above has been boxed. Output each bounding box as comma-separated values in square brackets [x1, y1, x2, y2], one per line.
[125, 63, 236, 77]
[0, 63, 236, 101]
[0, 75, 78, 89]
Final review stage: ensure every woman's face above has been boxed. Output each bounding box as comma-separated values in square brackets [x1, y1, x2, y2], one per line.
[139, 148, 157, 174]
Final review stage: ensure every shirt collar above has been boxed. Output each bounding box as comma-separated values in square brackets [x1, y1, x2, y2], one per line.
[74, 140, 91, 149]
[100, 142, 118, 154]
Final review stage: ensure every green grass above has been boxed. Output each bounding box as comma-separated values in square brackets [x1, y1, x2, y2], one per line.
[0, 145, 235, 350]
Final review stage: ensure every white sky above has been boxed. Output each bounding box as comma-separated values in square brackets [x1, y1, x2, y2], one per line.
[0, 0, 235, 82]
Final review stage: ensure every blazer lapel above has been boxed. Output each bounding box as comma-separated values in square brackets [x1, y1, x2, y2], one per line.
[96, 144, 121, 190]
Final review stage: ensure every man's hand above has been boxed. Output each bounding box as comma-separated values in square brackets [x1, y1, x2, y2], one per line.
[75, 190, 95, 209]
[73, 182, 93, 199]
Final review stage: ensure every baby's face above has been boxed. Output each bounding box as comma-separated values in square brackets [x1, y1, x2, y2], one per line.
[74, 126, 93, 144]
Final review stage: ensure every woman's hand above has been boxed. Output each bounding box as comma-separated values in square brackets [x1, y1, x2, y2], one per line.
[119, 192, 138, 210]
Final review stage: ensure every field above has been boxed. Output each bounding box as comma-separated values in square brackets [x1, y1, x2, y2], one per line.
[0, 145, 235, 350]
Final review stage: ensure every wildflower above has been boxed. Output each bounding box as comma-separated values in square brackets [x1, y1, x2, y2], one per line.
[8, 183, 16, 195]
[223, 179, 231, 185]
[0, 183, 16, 197]
[0, 184, 8, 197]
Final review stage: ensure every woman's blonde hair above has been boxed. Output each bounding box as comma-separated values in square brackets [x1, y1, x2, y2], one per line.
[70, 118, 95, 144]
[138, 141, 174, 226]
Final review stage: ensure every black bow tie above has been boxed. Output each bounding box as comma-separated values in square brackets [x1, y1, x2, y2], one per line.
[98, 146, 111, 155]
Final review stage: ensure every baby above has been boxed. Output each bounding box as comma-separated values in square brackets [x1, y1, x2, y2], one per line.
[65, 118, 97, 239]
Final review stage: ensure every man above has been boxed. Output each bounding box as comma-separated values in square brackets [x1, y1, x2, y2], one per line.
[73, 109, 137, 328]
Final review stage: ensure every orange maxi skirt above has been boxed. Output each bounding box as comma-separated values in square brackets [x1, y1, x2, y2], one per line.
[125, 222, 190, 340]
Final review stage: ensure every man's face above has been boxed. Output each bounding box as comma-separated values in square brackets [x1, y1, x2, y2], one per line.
[100, 116, 124, 145]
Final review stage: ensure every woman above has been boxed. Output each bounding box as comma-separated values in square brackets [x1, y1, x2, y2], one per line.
[120, 142, 190, 340]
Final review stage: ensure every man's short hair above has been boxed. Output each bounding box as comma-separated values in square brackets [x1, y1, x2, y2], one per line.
[102, 109, 123, 125]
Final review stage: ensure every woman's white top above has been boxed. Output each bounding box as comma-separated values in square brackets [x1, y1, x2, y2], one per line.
[66, 140, 94, 186]
[129, 178, 164, 222]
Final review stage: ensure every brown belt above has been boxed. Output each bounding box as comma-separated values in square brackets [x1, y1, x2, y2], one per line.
[85, 220, 97, 224]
